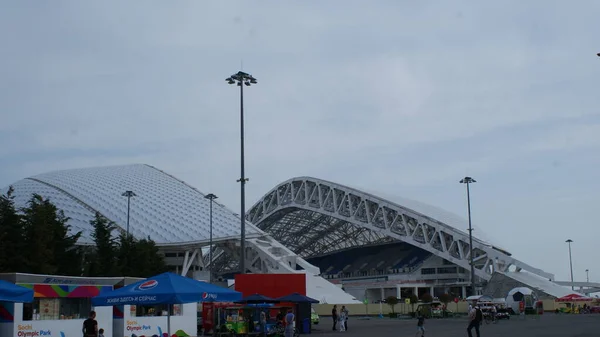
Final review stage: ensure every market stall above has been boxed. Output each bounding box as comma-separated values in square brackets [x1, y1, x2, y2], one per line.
[275, 293, 319, 334]
[93, 272, 241, 337]
[555, 293, 593, 313]
[0, 273, 125, 337]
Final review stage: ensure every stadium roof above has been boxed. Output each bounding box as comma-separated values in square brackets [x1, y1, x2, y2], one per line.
[2, 164, 262, 245]
[357, 188, 506, 252]
[248, 176, 554, 281]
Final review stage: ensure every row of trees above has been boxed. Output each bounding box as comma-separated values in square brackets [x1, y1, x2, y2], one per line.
[0, 187, 167, 278]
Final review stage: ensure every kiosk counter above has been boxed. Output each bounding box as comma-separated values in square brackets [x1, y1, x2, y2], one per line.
[0, 273, 143, 337]
[1, 283, 113, 337]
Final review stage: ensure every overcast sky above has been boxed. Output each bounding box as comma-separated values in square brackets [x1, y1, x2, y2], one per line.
[1, 1, 599, 283]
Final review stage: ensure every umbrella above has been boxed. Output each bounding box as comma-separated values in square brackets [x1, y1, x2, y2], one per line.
[0, 280, 34, 303]
[92, 272, 242, 335]
[555, 294, 592, 302]
[237, 293, 278, 303]
[275, 293, 320, 303]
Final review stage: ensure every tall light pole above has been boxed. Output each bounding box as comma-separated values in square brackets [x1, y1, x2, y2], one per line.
[460, 177, 477, 295]
[204, 193, 218, 283]
[226, 71, 257, 274]
[121, 190, 137, 236]
[566, 239, 574, 290]
[586, 269, 589, 283]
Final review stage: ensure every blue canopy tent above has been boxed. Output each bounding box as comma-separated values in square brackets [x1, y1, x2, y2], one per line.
[92, 272, 242, 336]
[0, 280, 34, 303]
[275, 293, 319, 304]
[237, 293, 279, 303]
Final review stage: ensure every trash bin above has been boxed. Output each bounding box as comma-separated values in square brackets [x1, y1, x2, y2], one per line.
[302, 318, 311, 334]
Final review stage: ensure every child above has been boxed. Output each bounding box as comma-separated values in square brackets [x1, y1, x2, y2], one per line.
[98, 328, 105, 337]
[416, 311, 425, 337]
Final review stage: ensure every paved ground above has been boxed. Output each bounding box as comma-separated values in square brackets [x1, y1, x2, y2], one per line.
[311, 314, 600, 337]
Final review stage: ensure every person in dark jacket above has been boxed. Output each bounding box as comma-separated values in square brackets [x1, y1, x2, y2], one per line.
[467, 306, 482, 337]
[331, 305, 338, 331]
[82, 311, 98, 337]
[416, 311, 425, 337]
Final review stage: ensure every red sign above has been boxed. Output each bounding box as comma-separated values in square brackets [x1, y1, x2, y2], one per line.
[235, 273, 306, 297]
[519, 301, 525, 312]
[453, 298, 459, 303]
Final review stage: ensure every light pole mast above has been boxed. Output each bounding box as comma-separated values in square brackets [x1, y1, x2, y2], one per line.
[226, 71, 257, 274]
[566, 239, 574, 290]
[586, 269, 589, 283]
[121, 190, 137, 236]
[460, 177, 477, 295]
[204, 193, 218, 283]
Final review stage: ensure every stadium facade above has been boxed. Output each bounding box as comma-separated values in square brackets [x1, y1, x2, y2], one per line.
[3, 165, 592, 303]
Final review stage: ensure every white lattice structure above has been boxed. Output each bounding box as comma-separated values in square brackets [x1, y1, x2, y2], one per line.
[2, 165, 358, 303]
[247, 177, 554, 282]
[1, 165, 311, 274]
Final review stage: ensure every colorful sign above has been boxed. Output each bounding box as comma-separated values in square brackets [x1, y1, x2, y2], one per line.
[201, 292, 217, 300]
[125, 320, 153, 333]
[136, 280, 158, 291]
[18, 284, 112, 298]
[16, 323, 63, 337]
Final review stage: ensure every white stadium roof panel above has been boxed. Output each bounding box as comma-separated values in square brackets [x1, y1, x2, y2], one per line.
[361, 189, 503, 249]
[2, 164, 261, 245]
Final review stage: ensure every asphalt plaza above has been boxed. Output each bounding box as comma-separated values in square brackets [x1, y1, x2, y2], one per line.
[311, 314, 600, 337]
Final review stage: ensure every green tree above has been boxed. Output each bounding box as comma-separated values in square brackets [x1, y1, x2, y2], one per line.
[439, 293, 452, 317]
[116, 233, 167, 278]
[88, 213, 118, 276]
[420, 293, 433, 303]
[21, 194, 82, 275]
[0, 187, 27, 272]
[409, 293, 419, 313]
[386, 296, 399, 313]
[116, 233, 136, 276]
[131, 236, 168, 277]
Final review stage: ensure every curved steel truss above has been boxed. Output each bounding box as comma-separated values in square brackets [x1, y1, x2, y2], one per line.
[247, 177, 553, 281]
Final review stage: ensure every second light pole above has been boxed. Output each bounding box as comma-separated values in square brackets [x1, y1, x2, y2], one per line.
[204, 193, 218, 283]
[121, 190, 137, 236]
[460, 177, 477, 295]
[226, 71, 257, 274]
[566, 239, 574, 290]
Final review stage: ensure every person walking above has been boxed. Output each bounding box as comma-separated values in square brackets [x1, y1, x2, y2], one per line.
[416, 310, 425, 337]
[338, 307, 346, 332]
[260, 310, 267, 337]
[331, 305, 338, 331]
[467, 305, 482, 337]
[341, 305, 349, 331]
[284, 309, 295, 337]
[82, 311, 98, 337]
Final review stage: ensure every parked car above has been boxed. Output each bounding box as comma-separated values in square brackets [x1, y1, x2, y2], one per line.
[495, 308, 511, 320]
[311, 307, 320, 325]
[589, 306, 600, 313]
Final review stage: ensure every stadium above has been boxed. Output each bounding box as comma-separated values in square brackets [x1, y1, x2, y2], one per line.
[2, 164, 597, 303]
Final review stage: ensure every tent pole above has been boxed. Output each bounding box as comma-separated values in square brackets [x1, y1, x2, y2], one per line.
[168, 313, 171, 337]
